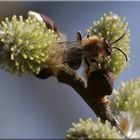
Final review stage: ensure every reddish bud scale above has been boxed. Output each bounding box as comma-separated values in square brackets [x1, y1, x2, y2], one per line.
[87, 69, 115, 100]
[40, 14, 58, 33]
[35, 68, 53, 79]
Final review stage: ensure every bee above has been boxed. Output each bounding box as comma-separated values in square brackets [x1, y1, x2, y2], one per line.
[36, 31, 127, 80]
[32, 11, 127, 79]
[66, 31, 127, 76]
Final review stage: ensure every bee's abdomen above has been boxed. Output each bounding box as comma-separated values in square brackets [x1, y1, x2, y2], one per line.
[66, 47, 83, 69]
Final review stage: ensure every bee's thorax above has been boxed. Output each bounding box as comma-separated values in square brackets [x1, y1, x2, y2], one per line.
[82, 37, 106, 59]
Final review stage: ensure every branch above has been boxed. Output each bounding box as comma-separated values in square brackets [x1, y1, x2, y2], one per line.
[36, 65, 125, 136]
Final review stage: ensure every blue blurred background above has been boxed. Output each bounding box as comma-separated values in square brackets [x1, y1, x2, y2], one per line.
[0, 2, 139, 138]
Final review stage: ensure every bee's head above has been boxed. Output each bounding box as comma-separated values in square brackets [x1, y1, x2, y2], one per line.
[104, 32, 128, 62]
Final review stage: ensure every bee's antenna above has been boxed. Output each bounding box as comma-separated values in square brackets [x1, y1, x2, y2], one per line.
[112, 47, 128, 62]
[109, 32, 128, 62]
[111, 32, 126, 45]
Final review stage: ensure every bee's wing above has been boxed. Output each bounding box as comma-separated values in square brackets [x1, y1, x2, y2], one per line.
[43, 41, 90, 68]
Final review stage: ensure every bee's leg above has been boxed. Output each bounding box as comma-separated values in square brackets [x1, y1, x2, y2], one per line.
[102, 57, 109, 67]
[85, 58, 101, 77]
[86, 68, 92, 77]
[84, 58, 91, 77]
[86, 65, 97, 77]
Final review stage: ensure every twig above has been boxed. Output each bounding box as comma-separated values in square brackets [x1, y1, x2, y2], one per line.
[35, 12, 125, 137]
[35, 66, 126, 136]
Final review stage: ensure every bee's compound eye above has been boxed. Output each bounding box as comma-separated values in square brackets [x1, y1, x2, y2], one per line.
[106, 47, 112, 55]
